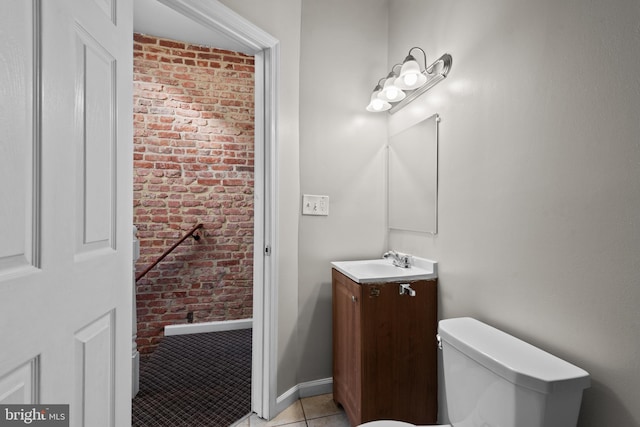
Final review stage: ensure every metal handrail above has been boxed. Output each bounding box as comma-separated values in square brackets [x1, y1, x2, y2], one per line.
[135, 223, 203, 282]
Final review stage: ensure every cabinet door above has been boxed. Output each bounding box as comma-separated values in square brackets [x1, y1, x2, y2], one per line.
[332, 269, 362, 425]
[361, 280, 438, 424]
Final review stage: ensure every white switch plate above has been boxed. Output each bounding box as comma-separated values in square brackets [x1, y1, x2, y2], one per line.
[302, 194, 329, 216]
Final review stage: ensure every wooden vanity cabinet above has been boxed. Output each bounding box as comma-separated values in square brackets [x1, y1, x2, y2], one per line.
[332, 268, 438, 427]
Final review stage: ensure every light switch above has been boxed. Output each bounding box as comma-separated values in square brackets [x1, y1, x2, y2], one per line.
[302, 194, 329, 216]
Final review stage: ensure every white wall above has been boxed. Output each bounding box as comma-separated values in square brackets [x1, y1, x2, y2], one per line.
[388, 0, 640, 425]
[222, 0, 390, 398]
[218, 2, 640, 424]
[217, 0, 303, 396]
[297, 0, 389, 383]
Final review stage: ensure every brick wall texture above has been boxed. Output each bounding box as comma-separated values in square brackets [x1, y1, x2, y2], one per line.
[133, 33, 255, 356]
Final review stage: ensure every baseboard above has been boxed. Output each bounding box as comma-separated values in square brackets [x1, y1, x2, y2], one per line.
[164, 318, 253, 336]
[132, 351, 140, 398]
[275, 377, 333, 414]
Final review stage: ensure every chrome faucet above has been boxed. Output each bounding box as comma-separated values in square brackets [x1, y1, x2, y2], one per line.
[382, 250, 413, 268]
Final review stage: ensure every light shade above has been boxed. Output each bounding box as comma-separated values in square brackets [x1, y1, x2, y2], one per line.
[378, 74, 406, 102]
[395, 56, 427, 90]
[366, 87, 391, 112]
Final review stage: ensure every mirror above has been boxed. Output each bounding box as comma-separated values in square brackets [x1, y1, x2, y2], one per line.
[388, 113, 439, 234]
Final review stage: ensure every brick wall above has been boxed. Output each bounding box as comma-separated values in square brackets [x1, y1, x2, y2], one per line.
[133, 33, 255, 356]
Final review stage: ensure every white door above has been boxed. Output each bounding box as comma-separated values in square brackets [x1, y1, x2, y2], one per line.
[0, 0, 133, 426]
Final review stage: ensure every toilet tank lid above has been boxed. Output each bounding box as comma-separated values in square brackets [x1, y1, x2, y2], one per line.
[438, 317, 590, 394]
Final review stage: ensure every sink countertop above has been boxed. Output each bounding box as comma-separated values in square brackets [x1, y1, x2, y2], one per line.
[331, 257, 438, 284]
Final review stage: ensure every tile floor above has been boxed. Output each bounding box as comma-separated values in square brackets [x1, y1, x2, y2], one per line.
[231, 393, 350, 427]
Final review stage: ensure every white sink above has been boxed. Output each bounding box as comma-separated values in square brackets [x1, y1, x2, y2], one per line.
[331, 257, 437, 284]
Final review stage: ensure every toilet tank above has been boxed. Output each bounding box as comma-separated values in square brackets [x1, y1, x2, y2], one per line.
[438, 318, 590, 427]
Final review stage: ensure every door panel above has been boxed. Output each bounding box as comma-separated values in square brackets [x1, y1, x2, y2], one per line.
[0, 0, 39, 277]
[94, 0, 116, 23]
[0, 358, 39, 404]
[0, 1, 133, 426]
[74, 24, 116, 254]
[74, 312, 115, 427]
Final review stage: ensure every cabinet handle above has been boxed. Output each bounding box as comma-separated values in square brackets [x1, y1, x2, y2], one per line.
[399, 283, 416, 297]
[351, 295, 357, 303]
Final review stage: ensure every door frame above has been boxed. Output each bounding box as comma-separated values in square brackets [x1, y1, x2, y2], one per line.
[150, 0, 279, 419]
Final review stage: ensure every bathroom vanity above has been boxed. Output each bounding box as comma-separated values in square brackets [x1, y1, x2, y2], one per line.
[331, 258, 438, 426]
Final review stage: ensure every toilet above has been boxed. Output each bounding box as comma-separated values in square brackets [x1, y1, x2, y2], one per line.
[360, 317, 590, 427]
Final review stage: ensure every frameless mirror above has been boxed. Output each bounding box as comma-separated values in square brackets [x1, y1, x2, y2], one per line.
[388, 113, 439, 234]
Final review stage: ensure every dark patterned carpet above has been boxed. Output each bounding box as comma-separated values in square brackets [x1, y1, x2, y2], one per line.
[132, 329, 252, 427]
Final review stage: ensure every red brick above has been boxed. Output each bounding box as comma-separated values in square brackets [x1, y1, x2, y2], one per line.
[134, 33, 255, 356]
[159, 40, 186, 49]
[134, 34, 158, 44]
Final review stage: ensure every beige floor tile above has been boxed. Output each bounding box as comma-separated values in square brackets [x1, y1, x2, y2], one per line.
[249, 413, 307, 427]
[250, 400, 306, 426]
[247, 414, 266, 426]
[306, 412, 350, 427]
[230, 416, 251, 427]
[300, 393, 343, 419]
[249, 415, 307, 427]
[266, 423, 306, 427]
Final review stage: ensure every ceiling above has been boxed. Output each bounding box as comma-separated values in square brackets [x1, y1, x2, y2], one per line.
[133, 0, 252, 54]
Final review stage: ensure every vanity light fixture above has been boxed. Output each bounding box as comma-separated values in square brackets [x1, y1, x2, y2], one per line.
[367, 47, 452, 114]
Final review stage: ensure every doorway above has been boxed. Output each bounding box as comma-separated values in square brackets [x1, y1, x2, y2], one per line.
[132, 32, 256, 357]
[133, 0, 279, 420]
